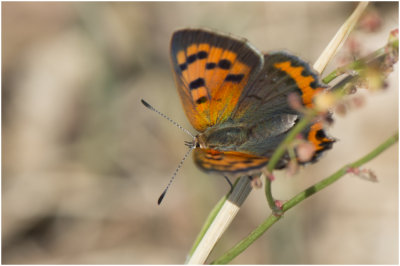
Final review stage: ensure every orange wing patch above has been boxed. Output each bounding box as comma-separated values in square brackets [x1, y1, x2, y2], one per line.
[274, 61, 323, 107]
[210, 56, 252, 125]
[193, 148, 269, 175]
[177, 44, 211, 111]
[175, 44, 211, 131]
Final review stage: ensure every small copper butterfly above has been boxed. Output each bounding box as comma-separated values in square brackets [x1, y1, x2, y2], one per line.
[168, 28, 335, 177]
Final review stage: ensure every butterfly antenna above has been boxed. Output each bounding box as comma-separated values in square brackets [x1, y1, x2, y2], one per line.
[141, 99, 195, 138]
[158, 145, 195, 205]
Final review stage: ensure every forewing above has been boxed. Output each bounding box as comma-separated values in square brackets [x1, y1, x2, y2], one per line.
[170, 28, 264, 132]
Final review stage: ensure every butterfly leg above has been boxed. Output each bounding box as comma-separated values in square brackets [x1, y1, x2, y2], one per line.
[223, 175, 234, 191]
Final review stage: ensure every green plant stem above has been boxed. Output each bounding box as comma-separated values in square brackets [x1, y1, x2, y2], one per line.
[266, 113, 315, 172]
[264, 174, 275, 212]
[212, 131, 398, 264]
[264, 111, 315, 211]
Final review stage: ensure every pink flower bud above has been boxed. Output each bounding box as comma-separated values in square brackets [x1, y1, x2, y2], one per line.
[251, 177, 263, 189]
[288, 92, 303, 111]
[297, 142, 316, 162]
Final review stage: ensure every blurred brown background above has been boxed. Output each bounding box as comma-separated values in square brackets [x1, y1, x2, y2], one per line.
[2, 2, 398, 264]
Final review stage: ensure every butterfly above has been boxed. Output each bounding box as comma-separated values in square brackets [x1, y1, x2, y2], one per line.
[169, 28, 335, 178]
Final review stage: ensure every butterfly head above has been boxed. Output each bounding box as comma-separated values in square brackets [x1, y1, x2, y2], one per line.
[193, 134, 206, 149]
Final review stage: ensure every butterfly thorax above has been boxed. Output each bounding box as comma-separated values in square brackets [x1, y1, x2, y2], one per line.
[196, 123, 250, 152]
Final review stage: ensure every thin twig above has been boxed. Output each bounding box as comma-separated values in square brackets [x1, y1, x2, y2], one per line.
[313, 2, 369, 73]
[186, 177, 252, 264]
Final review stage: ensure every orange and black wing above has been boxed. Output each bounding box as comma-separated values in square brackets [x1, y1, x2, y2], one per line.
[170, 28, 264, 132]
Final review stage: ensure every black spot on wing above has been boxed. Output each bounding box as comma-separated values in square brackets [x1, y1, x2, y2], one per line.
[179, 63, 187, 71]
[301, 69, 309, 76]
[206, 62, 216, 69]
[316, 129, 326, 139]
[187, 54, 197, 64]
[186, 51, 208, 66]
[189, 78, 205, 90]
[225, 74, 245, 83]
[310, 80, 318, 89]
[197, 51, 208, 59]
[196, 96, 208, 104]
[218, 59, 231, 70]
